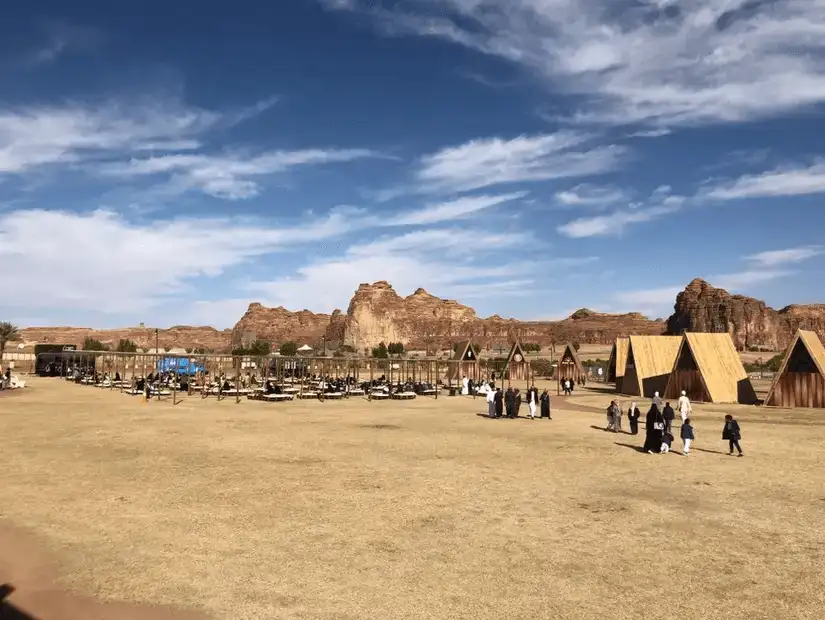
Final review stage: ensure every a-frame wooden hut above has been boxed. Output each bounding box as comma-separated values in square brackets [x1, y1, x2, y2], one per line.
[607, 337, 629, 391]
[622, 335, 682, 398]
[764, 330, 825, 408]
[505, 342, 531, 382]
[446, 341, 480, 383]
[556, 343, 585, 383]
[664, 333, 758, 404]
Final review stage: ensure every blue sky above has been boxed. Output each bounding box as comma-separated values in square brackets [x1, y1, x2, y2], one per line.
[2, 0, 825, 329]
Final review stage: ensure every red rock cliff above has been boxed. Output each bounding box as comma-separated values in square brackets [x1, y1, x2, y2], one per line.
[230, 303, 331, 347]
[20, 325, 231, 351]
[666, 278, 825, 350]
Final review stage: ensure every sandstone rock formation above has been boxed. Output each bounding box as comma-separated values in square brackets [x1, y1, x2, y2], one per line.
[666, 278, 825, 350]
[322, 281, 664, 352]
[230, 303, 331, 348]
[20, 326, 231, 352]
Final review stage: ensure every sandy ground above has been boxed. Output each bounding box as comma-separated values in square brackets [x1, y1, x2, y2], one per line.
[1, 378, 824, 619]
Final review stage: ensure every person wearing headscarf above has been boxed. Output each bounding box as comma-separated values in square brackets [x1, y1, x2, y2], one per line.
[627, 402, 641, 435]
[514, 389, 522, 417]
[486, 385, 496, 418]
[652, 391, 663, 412]
[527, 385, 539, 419]
[678, 390, 692, 422]
[662, 401, 676, 434]
[613, 400, 623, 432]
[643, 403, 665, 453]
[540, 389, 551, 419]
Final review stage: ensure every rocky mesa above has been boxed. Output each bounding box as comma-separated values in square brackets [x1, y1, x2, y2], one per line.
[231, 303, 331, 348]
[665, 278, 825, 350]
[322, 281, 664, 352]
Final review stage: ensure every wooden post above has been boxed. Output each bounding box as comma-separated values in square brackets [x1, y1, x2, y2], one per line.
[320, 358, 325, 402]
[434, 360, 439, 399]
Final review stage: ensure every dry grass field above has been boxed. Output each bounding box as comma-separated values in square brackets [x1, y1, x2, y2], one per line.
[1, 378, 825, 620]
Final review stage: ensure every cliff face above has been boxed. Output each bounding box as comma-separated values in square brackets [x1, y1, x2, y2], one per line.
[666, 278, 825, 350]
[19, 326, 231, 351]
[323, 282, 664, 351]
[230, 303, 331, 347]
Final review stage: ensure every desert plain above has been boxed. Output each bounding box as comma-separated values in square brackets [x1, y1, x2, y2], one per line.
[1, 377, 824, 620]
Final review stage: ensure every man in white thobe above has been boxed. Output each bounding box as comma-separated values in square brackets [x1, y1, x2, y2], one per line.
[652, 391, 663, 411]
[678, 390, 692, 422]
[461, 375, 469, 395]
[486, 387, 496, 417]
[527, 387, 538, 419]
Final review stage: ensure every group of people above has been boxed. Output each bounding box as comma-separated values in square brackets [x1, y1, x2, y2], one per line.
[606, 390, 744, 457]
[0, 366, 13, 389]
[485, 385, 552, 419]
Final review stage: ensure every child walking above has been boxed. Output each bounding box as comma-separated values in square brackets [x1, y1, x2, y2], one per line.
[722, 415, 743, 456]
[661, 430, 674, 454]
[680, 418, 695, 456]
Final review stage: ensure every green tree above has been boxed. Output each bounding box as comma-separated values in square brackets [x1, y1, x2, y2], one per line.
[523, 343, 542, 353]
[115, 338, 138, 353]
[572, 342, 581, 351]
[248, 340, 272, 356]
[83, 337, 108, 351]
[279, 341, 298, 357]
[387, 342, 405, 356]
[0, 321, 21, 362]
[372, 342, 389, 358]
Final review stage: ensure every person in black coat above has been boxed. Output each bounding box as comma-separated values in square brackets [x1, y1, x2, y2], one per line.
[627, 402, 641, 435]
[494, 388, 504, 418]
[540, 390, 551, 419]
[722, 415, 743, 456]
[643, 404, 665, 453]
[505, 387, 515, 418]
[662, 402, 676, 434]
[514, 389, 522, 417]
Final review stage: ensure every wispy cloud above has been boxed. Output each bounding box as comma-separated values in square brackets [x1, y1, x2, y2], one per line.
[709, 269, 790, 290]
[555, 184, 627, 207]
[746, 245, 824, 267]
[414, 132, 625, 194]
[387, 192, 527, 225]
[26, 22, 103, 65]
[98, 149, 380, 200]
[627, 128, 672, 139]
[704, 161, 825, 200]
[557, 186, 684, 238]
[323, 0, 825, 127]
[0, 98, 254, 175]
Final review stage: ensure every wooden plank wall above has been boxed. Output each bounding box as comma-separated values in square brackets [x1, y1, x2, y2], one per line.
[667, 369, 708, 402]
[509, 360, 529, 382]
[768, 372, 825, 408]
[622, 365, 640, 396]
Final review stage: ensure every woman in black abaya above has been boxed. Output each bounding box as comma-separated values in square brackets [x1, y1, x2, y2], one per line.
[643, 404, 665, 453]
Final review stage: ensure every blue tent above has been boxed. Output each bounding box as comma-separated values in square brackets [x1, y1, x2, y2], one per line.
[156, 357, 205, 375]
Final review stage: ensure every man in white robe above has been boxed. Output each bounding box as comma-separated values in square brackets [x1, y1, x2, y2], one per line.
[461, 375, 469, 395]
[652, 391, 663, 411]
[486, 387, 496, 417]
[678, 390, 692, 422]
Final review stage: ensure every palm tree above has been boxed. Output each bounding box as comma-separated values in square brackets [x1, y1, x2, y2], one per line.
[0, 321, 21, 363]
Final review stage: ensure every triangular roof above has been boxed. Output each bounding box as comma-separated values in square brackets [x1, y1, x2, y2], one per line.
[505, 342, 527, 365]
[625, 336, 682, 395]
[607, 337, 629, 381]
[666, 333, 756, 403]
[557, 343, 585, 375]
[451, 341, 479, 362]
[765, 330, 825, 405]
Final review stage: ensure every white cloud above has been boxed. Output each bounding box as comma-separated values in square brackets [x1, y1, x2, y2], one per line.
[248, 228, 538, 312]
[705, 162, 825, 200]
[709, 269, 791, 290]
[627, 128, 672, 138]
[0, 98, 275, 175]
[745, 246, 824, 267]
[387, 192, 527, 225]
[325, 0, 825, 127]
[98, 149, 380, 200]
[557, 189, 684, 238]
[27, 22, 102, 65]
[415, 132, 625, 193]
[555, 184, 627, 207]
[0, 208, 354, 319]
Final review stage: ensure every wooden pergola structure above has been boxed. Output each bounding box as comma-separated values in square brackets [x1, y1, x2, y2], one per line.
[445, 341, 481, 384]
[764, 330, 825, 408]
[505, 342, 531, 383]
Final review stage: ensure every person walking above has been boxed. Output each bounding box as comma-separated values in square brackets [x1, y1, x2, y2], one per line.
[527, 386, 538, 419]
[680, 418, 695, 456]
[643, 404, 665, 453]
[613, 400, 623, 432]
[627, 402, 641, 435]
[652, 391, 663, 412]
[486, 386, 496, 418]
[540, 389, 551, 419]
[494, 387, 504, 418]
[606, 401, 615, 431]
[662, 402, 676, 434]
[505, 387, 515, 418]
[722, 414, 743, 456]
[678, 390, 692, 423]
